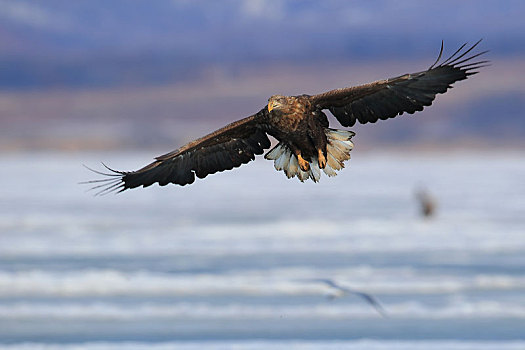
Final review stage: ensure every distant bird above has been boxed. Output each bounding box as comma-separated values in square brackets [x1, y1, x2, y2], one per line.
[416, 188, 437, 218]
[311, 278, 388, 318]
[85, 41, 487, 194]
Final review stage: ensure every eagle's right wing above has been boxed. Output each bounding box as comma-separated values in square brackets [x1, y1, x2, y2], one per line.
[85, 108, 271, 194]
[310, 40, 488, 127]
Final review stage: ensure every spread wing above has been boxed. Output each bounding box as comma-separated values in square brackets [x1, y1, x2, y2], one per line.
[310, 40, 488, 127]
[85, 108, 271, 194]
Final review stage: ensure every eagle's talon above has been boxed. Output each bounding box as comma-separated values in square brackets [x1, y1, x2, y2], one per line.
[297, 154, 310, 171]
[318, 151, 327, 169]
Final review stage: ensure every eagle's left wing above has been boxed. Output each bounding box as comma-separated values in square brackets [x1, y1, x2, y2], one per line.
[85, 108, 270, 194]
[309, 40, 488, 127]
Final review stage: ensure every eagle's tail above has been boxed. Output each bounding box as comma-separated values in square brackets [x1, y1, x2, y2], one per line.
[265, 128, 355, 182]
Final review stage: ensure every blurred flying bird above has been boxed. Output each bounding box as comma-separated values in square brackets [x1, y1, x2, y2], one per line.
[416, 188, 437, 218]
[310, 278, 388, 318]
[85, 41, 488, 194]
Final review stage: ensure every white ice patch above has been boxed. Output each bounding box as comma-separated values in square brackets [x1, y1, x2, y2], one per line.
[2, 341, 524, 350]
[265, 128, 355, 182]
[2, 298, 525, 320]
[2, 341, 525, 350]
[2, 266, 524, 298]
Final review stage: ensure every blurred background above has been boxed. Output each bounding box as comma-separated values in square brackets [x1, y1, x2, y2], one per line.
[1, 1, 524, 349]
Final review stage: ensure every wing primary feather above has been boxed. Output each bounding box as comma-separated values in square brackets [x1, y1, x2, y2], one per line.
[100, 162, 126, 175]
[428, 40, 444, 69]
[442, 39, 483, 67]
[457, 59, 490, 68]
[94, 180, 124, 196]
[451, 50, 490, 67]
[82, 179, 119, 196]
[80, 177, 120, 185]
[439, 42, 469, 66]
[86, 179, 119, 191]
[464, 64, 491, 76]
[82, 164, 127, 196]
[82, 164, 122, 177]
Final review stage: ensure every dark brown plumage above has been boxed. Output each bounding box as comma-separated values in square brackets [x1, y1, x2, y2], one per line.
[85, 41, 488, 194]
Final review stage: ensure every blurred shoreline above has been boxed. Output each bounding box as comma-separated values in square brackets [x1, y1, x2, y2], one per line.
[2, 58, 524, 153]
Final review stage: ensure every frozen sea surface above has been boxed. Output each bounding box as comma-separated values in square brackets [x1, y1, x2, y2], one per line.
[0, 151, 524, 349]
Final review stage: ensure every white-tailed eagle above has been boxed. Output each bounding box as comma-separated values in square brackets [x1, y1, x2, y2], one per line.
[86, 41, 487, 194]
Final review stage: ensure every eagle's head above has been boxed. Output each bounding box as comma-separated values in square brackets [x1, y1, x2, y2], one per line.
[267, 95, 287, 113]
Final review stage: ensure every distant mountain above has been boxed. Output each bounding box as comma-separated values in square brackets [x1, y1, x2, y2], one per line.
[0, 0, 524, 89]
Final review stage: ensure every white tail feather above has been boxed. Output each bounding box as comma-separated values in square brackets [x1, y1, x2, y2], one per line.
[326, 143, 348, 164]
[326, 152, 344, 171]
[274, 149, 288, 170]
[280, 149, 292, 172]
[297, 167, 309, 182]
[286, 153, 299, 178]
[265, 128, 355, 182]
[309, 156, 321, 182]
[323, 164, 338, 177]
[265, 144, 285, 160]
[328, 129, 354, 141]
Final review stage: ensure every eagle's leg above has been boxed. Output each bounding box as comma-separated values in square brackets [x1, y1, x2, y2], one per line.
[306, 117, 328, 170]
[317, 149, 327, 169]
[286, 142, 310, 171]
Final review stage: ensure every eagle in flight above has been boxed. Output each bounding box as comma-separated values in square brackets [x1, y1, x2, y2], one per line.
[87, 41, 487, 194]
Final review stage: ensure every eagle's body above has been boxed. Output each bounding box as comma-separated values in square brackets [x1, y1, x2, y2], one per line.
[266, 94, 329, 171]
[86, 41, 487, 194]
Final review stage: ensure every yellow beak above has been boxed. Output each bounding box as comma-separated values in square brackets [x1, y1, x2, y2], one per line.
[268, 101, 277, 112]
